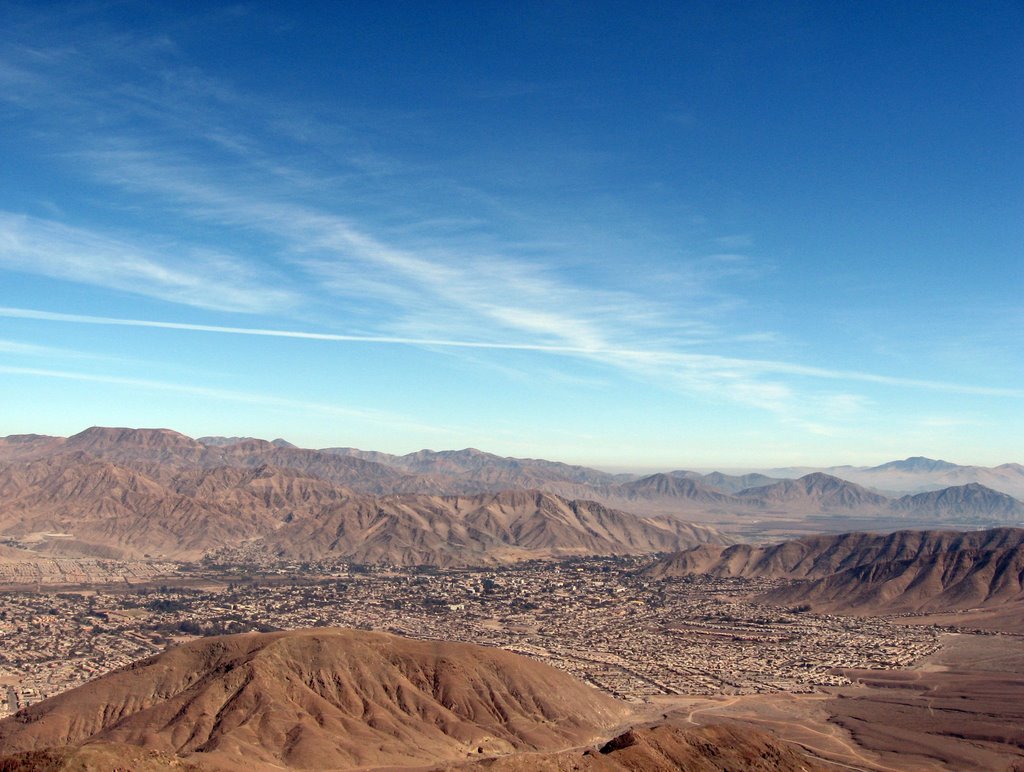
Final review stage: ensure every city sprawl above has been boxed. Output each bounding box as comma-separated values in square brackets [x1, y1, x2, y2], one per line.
[0, 556, 942, 716]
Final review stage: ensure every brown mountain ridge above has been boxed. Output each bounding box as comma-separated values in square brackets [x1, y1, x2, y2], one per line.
[2, 428, 1022, 567]
[218, 489, 725, 567]
[0, 628, 631, 770]
[0, 629, 824, 772]
[0, 429, 725, 563]
[643, 527, 1024, 614]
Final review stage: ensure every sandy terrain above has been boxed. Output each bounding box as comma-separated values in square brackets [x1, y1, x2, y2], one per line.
[658, 632, 1024, 770]
[894, 601, 1024, 635]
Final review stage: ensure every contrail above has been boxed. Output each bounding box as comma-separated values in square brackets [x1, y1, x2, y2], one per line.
[1, 306, 1021, 398]
[0, 306, 591, 353]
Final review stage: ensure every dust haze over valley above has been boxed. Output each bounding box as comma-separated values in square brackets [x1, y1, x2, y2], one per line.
[2, 1, 1023, 770]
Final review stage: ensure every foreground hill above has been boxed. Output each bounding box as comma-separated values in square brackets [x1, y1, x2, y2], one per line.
[458, 724, 822, 770]
[0, 629, 630, 770]
[644, 527, 1024, 614]
[0, 743, 203, 771]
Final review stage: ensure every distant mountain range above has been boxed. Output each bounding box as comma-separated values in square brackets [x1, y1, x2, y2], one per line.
[592, 468, 1022, 522]
[769, 456, 1024, 499]
[867, 456, 963, 473]
[202, 439, 1024, 500]
[0, 428, 1021, 565]
[0, 428, 722, 564]
[220, 442, 1024, 512]
[676, 470, 783, 494]
[321, 444, 634, 489]
[643, 527, 1024, 614]
[890, 483, 1024, 518]
[5, 433, 1021, 498]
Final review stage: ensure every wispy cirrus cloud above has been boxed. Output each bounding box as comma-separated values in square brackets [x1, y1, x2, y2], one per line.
[2, 27, 728, 357]
[0, 337, 115, 361]
[6, 15, 1011, 442]
[69, 147, 726, 346]
[0, 212, 299, 313]
[4, 307, 1021, 400]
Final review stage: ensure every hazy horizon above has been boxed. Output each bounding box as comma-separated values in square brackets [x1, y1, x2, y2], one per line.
[1, 3, 1021, 468]
[1, 423, 1019, 473]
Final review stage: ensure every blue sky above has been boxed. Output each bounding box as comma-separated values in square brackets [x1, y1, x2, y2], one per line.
[0, 1, 1021, 468]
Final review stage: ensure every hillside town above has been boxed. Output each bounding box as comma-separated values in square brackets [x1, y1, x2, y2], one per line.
[0, 556, 943, 715]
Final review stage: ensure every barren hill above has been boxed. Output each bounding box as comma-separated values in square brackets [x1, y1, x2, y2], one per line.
[771, 457, 1024, 499]
[867, 456, 961, 474]
[325, 446, 632, 489]
[16, 427, 433, 495]
[198, 435, 296, 449]
[891, 483, 1024, 520]
[4, 429, 1022, 561]
[65, 426, 200, 456]
[736, 473, 890, 512]
[691, 471, 782, 494]
[0, 456, 349, 559]
[644, 528, 1024, 614]
[0, 628, 630, 771]
[319, 450, 786, 504]
[244, 489, 724, 566]
[0, 743, 203, 771]
[0, 433, 64, 462]
[644, 527, 1024, 579]
[0, 438, 724, 563]
[458, 723, 822, 770]
[611, 473, 735, 507]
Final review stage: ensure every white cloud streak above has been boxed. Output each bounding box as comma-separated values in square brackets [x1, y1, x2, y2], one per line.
[1, 32, 767, 408]
[0, 212, 298, 313]
[2, 22, 1017, 443]
[0, 339, 72, 357]
[3, 306, 1021, 399]
[71, 151, 692, 350]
